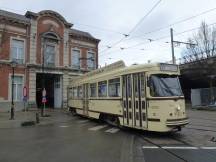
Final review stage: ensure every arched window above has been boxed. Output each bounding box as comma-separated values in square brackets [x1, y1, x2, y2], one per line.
[42, 32, 60, 66]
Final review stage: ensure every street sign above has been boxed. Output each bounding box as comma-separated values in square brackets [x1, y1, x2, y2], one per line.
[42, 96, 47, 103]
[23, 86, 27, 97]
[42, 88, 46, 97]
[42, 88, 47, 103]
[23, 86, 28, 102]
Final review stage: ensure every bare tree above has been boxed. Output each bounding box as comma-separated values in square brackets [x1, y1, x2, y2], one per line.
[184, 21, 216, 104]
[184, 21, 216, 61]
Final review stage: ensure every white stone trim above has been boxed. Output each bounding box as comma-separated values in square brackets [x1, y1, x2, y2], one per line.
[29, 70, 36, 101]
[63, 28, 69, 67]
[29, 19, 37, 64]
[0, 24, 27, 33]
[42, 19, 59, 28]
[6, 25, 27, 33]
[71, 39, 96, 48]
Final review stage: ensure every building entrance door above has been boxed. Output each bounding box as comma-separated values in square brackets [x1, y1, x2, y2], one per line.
[54, 76, 62, 108]
[36, 73, 62, 108]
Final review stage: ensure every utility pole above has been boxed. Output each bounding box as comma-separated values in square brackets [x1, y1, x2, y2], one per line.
[170, 28, 197, 64]
[41, 38, 45, 117]
[170, 28, 175, 64]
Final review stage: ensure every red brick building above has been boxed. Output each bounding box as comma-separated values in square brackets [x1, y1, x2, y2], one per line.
[0, 9, 100, 111]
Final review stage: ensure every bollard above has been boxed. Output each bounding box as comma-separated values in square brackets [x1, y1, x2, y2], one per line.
[36, 113, 40, 123]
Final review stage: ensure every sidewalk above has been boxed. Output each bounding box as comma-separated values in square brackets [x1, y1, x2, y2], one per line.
[0, 109, 70, 129]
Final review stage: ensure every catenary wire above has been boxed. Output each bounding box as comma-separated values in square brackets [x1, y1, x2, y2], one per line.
[99, 0, 162, 54]
[100, 21, 216, 58]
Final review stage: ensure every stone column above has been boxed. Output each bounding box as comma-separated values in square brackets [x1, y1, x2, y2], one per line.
[62, 73, 69, 108]
[29, 19, 37, 64]
[63, 28, 69, 67]
[28, 69, 37, 108]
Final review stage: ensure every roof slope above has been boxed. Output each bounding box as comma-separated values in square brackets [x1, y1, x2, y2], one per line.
[0, 9, 30, 23]
[69, 28, 99, 41]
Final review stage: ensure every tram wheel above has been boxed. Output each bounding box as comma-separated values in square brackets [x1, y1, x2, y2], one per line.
[70, 108, 76, 116]
[102, 114, 120, 127]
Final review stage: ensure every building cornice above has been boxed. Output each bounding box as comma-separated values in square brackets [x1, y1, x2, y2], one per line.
[25, 10, 73, 28]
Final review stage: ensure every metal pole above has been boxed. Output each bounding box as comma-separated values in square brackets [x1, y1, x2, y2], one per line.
[170, 28, 175, 64]
[41, 39, 45, 117]
[10, 66, 14, 120]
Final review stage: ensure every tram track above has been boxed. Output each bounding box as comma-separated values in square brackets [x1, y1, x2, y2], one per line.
[184, 126, 216, 132]
[136, 131, 216, 162]
[139, 134, 189, 162]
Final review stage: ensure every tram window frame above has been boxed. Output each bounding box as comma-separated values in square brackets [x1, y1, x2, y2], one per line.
[68, 88, 73, 99]
[140, 73, 145, 98]
[77, 86, 83, 99]
[134, 74, 139, 98]
[108, 78, 120, 97]
[89, 83, 97, 97]
[123, 76, 126, 98]
[73, 87, 78, 98]
[127, 75, 132, 97]
[98, 80, 107, 97]
[136, 112, 139, 120]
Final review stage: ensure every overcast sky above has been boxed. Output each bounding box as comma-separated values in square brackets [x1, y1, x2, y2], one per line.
[1, 0, 216, 66]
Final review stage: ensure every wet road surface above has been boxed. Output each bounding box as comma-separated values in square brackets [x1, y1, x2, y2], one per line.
[0, 110, 216, 162]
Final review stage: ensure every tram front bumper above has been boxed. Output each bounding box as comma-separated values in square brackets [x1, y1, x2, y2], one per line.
[166, 117, 189, 127]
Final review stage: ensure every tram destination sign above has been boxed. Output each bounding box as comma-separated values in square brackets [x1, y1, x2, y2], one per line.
[160, 63, 178, 72]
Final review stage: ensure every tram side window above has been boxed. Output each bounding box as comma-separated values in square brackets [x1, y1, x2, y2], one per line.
[108, 78, 120, 97]
[68, 88, 73, 99]
[140, 73, 145, 98]
[123, 76, 126, 97]
[90, 83, 97, 97]
[73, 87, 78, 98]
[127, 75, 132, 97]
[78, 86, 83, 98]
[134, 74, 138, 98]
[98, 81, 107, 97]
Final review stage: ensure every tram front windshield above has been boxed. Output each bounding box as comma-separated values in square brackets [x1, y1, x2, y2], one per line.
[149, 74, 183, 97]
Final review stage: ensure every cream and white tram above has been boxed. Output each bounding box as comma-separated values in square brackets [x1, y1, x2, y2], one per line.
[67, 61, 189, 132]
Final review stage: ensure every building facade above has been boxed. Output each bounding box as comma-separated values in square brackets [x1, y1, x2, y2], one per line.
[0, 9, 100, 111]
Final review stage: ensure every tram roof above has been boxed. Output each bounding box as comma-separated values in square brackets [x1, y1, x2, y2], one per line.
[70, 60, 179, 84]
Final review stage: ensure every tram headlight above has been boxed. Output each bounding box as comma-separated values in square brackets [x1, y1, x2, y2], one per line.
[177, 105, 181, 111]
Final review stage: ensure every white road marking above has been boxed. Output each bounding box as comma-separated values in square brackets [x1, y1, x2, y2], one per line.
[88, 125, 107, 131]
[105, 128, 120, 133]
[162, 146, 198, 149]
[142, 146, 159, 149]
[59, 125, 69, 128]
[142, 146, 216, 150]
[200, 147, 216, 150]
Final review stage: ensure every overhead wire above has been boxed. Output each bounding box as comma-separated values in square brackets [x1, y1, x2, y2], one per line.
[100, 6, 216, 52]
[99, 0, 162, 54]
[126, 6, 216, 40]
[100, 21, 216, 59]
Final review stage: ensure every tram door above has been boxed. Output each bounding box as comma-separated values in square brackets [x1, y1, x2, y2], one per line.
[122, 75, 133, 126]
[83, 84, 89, 116]
[122, 73, 147, 128]
[133, 73, 147, 128]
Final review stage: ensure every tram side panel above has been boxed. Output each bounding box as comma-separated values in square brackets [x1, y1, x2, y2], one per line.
[147, 99, 187, 132]
[88, 99, 123, 120]
[68, 99, 83, 115]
